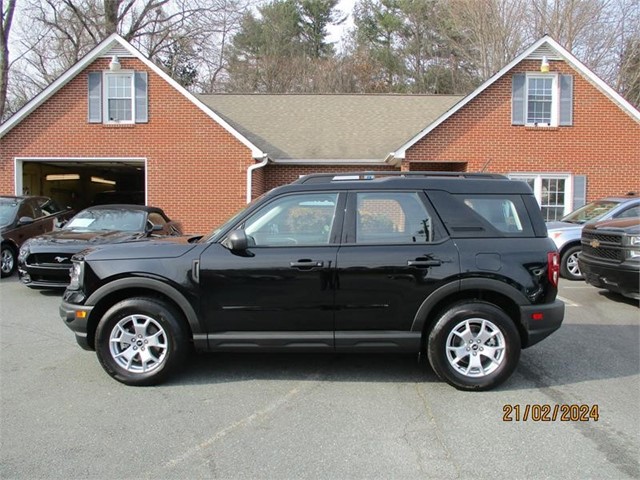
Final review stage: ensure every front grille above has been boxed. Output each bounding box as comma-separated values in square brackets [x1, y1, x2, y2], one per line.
[582, 231, 623, 245]
[27, 253, 73, 267]
[581, 244, 624, 262]
[581, 229, 624, 262]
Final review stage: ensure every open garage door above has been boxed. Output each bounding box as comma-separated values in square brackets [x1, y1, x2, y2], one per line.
[16, 158, 146, 212]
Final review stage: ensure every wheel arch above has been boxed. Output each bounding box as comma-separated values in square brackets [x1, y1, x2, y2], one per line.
[411, 279, 527, 349]
[559, 240, 581, 258]
[83, 277, 202, 351]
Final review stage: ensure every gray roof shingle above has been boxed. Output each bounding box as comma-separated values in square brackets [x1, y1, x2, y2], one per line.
[197, 94, 462, 161]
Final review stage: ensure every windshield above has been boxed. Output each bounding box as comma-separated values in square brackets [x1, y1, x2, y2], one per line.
[64, 209, 146, 232]
[561, 200, 619, 224]
[0, 201, 18, 227]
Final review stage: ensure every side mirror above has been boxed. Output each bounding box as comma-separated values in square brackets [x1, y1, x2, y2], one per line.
[227, 229, 248, 251]
[18, 216, 34, 226]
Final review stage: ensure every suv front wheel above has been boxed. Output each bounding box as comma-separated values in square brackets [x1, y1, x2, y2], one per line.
[95, 297, 188, 386]
[427, 302, 521, 391]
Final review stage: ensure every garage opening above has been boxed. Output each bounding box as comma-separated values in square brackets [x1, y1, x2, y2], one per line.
[17, 158, 146, 212]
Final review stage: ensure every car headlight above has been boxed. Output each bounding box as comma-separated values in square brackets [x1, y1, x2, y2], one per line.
[68, 261, 84, 290]
[629, 236, 640, 247]
[18, 243, 30, 263]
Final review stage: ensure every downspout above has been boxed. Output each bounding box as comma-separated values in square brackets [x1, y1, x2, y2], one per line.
[246, 155, 269, 203]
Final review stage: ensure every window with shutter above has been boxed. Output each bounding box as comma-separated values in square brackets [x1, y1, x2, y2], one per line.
[511, 73, 573, 127]
[88, 70, 148, 124]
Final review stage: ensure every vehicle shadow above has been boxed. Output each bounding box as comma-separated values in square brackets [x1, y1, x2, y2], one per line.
[172, 352, 441, 387]
[598, 290, 639, 307]
[170, 323, 639, 391]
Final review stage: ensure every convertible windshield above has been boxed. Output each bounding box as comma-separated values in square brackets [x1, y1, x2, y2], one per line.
[0, 201, 18, 227]
[64, 209, 146, 232]
[561, 201, 619, 224]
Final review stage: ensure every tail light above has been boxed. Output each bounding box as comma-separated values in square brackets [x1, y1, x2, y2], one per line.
[547, 252, 560, 287]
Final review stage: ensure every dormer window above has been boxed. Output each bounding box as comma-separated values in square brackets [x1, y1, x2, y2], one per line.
[88, 70, 148, 124]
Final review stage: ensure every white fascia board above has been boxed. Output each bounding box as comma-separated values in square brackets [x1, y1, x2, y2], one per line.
[271, 158, 388, 165]
[394, 36, 640, 160]
[1, 34, 266, 160]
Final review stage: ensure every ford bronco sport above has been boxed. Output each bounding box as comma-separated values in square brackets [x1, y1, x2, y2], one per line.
[60, 172, 564, 390]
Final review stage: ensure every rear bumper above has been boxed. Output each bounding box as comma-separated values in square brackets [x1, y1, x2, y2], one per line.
[59, 300, 94, 350]
[579, 257, 639, 300]
[520, 300, 564, 348]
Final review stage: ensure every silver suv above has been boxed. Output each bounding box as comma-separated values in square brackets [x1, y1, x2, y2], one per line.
[547, 195, 640, 280]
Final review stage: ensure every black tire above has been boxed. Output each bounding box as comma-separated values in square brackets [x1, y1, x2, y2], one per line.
[427, 301, 521, 391]
[560, 245, 583, 280]
[95, 297, 188, 386]
[1, 244, 16, 278]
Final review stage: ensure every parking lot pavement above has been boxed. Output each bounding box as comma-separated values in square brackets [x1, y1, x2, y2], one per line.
[1, 276, 638, 479]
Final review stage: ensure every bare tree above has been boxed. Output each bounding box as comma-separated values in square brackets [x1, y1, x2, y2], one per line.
[1, 0, 16, 120]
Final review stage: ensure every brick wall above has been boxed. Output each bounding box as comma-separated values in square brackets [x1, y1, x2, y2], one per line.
[0, 57, 255, 234]
[263, 164, 395, 192]
[406, 60, 640, 201]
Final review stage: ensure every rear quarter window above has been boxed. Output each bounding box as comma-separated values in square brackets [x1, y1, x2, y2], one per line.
[427, 190, 535, 238]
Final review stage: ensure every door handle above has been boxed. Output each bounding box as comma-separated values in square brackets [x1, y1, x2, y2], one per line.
[290, 260, 324, 269]
[407, 259, 441, 267]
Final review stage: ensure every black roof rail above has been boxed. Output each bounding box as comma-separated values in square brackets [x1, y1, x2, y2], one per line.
[294, 171, 508, 184]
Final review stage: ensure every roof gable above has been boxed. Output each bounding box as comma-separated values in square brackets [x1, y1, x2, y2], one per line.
[0, 34, 264, 159]
[394, 35, 640, 159]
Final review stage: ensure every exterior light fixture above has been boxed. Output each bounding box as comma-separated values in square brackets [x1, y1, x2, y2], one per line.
[109, 55, 121, 71]
[540, 56, 550, 73]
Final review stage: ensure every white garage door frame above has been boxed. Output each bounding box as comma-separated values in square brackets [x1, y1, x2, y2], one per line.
[14, 157, 148, 204]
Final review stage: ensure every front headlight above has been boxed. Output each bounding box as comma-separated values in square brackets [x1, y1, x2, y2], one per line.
[629, 236, 640, 247]
[18, 243, 30, 263]
[68, 261, 84, 290]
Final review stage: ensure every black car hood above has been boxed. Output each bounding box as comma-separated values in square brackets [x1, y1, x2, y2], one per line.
[79, 235, 202, 261]
[585, 217, 640, 234]
[26, 229, 147, 251]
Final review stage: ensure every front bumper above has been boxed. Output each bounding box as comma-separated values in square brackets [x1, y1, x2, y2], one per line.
[579, 257, 639, 300]
[59, 300, 94, 350]
[520, 300, 565, 348]
[19, 263, 71, 288]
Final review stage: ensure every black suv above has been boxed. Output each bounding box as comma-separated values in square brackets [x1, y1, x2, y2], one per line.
[579, 217, 640, 300]
[60, 173, 564, 390]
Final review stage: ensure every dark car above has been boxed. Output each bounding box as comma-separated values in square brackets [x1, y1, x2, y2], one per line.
[547, 194, 640, 280]
[18, 204, 181, 288]
[578, 217, 640, 300]
[60, 172, 564, 391]
[1, 196, 73, 278]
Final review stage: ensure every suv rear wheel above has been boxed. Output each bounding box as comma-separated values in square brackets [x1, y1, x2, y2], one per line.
[427, 302, 521, 391]
[95, 297, 188, 386]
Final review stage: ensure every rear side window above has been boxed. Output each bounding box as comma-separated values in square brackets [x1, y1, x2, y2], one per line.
[427, 191, 534, 238]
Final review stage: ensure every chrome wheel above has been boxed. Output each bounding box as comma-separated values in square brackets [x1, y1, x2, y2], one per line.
[109, 314, 168, 374]
[1, 247, 16, 277]
[445, 318, 506, 378]
[566, 252, 581, 277]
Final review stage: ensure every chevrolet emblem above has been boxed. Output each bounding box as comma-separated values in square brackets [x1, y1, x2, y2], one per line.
[590, 239, 600, 248]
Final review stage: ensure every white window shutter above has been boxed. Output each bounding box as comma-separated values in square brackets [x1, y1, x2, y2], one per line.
[88, 72, 102, 123]
[135, 72, 148, 123]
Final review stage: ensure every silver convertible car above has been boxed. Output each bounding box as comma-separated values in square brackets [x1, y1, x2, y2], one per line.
[547, 194, 640, 280]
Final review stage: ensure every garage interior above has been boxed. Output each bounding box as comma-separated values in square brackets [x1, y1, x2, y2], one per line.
[21, 160, 145, 211]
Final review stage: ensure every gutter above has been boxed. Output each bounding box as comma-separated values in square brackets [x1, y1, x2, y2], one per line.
[246, 155, 269, 203]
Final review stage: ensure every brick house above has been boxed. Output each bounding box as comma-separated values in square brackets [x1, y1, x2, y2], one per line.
[1, 34, 638, 233]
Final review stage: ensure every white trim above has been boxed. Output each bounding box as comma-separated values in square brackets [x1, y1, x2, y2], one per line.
[271, 158, 388, 165]
[509, 172, 573, 215]
[103, 70, 135, 124]
[525, 73, 559, 127]
[14, 156, 148, 205]
[0, 34, 265, 159]
[394, 36, 640, 159]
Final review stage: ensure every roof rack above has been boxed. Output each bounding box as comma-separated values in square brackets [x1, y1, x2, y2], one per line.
[294, 171, 507, 184]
